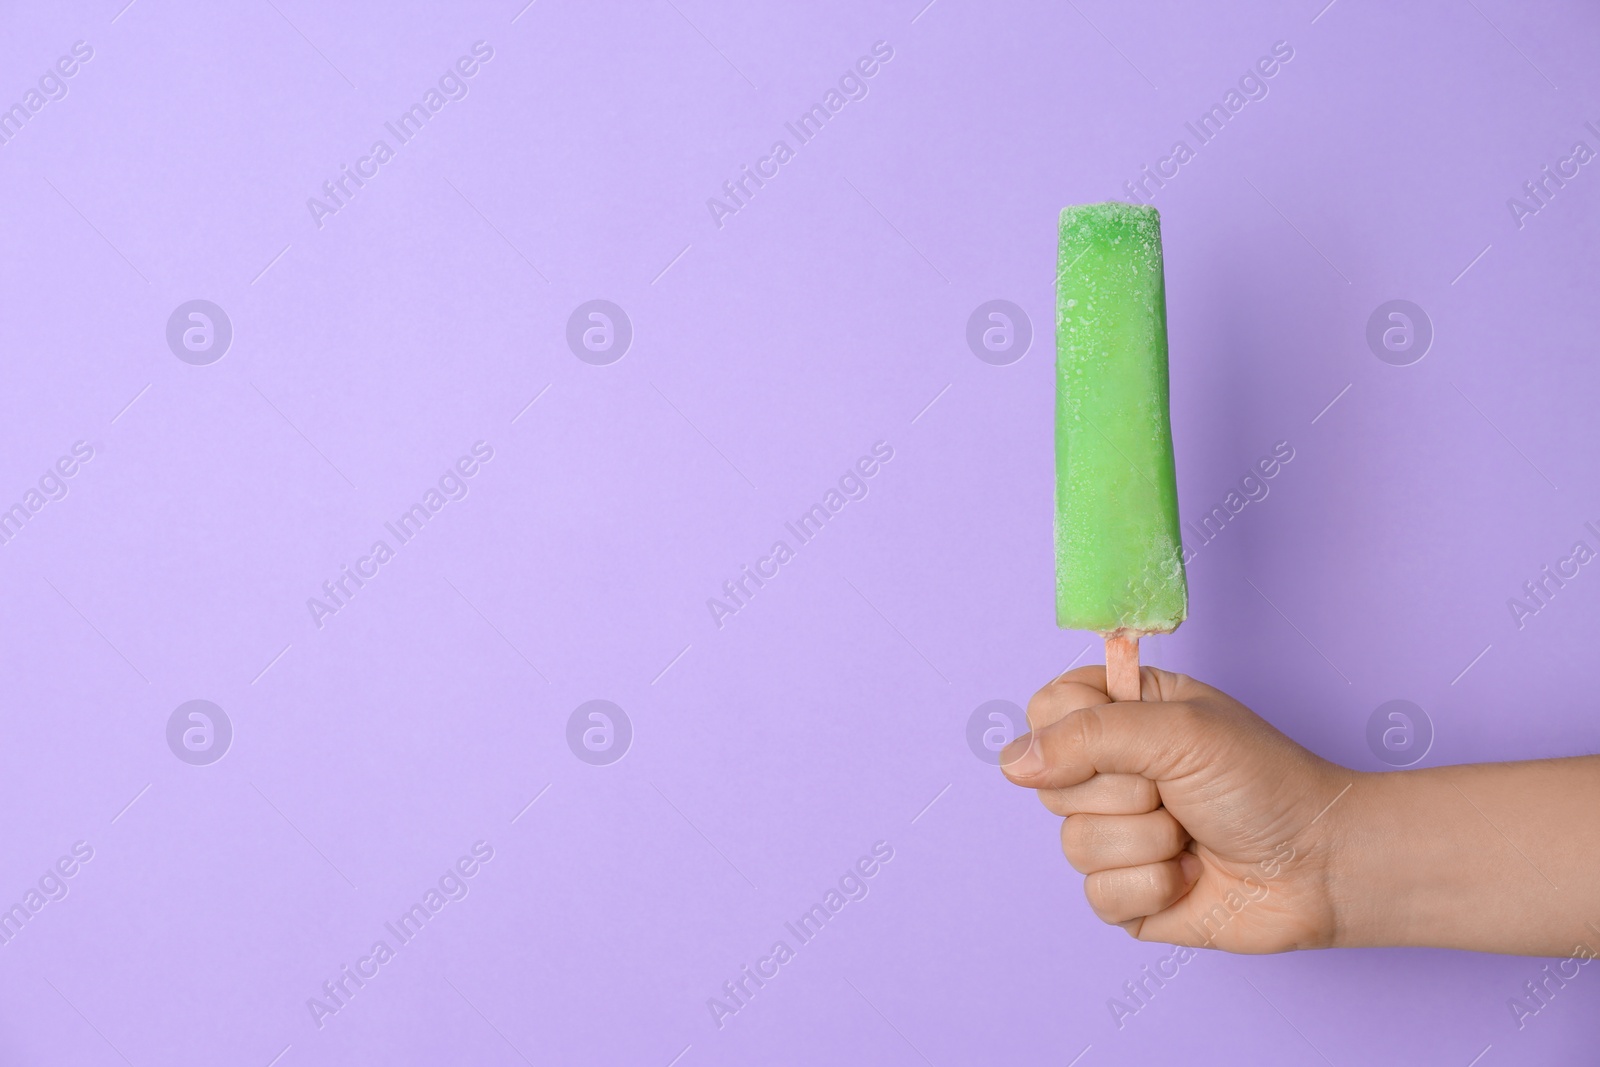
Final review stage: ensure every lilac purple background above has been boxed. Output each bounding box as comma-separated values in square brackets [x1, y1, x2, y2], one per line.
[1, 0, 1598, 1063]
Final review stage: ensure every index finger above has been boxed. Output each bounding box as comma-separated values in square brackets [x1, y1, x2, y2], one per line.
[1027, 667, 1110, 732]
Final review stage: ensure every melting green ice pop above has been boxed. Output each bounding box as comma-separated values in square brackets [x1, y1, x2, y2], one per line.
[1054, 202, 1187, 656]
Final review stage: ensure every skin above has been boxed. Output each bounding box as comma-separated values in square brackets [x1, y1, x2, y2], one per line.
[1000, 665, 1600, 957]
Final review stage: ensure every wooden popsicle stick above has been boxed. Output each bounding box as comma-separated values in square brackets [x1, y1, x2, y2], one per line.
[1105, 634, 1141, 702]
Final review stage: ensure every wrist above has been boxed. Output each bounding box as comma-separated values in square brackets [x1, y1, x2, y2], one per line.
[1324, 758, 1600, 955]
[1321, 769, 1410, 949]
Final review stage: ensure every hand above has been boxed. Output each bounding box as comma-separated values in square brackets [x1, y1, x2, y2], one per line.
[1000, 665, 1356, 954]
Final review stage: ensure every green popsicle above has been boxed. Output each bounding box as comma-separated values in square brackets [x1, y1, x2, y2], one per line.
[1054, 202, 1187, 651]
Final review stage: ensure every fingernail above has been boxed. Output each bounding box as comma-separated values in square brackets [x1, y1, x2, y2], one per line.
[1180, 852, 1202, 883]
[1000, 733, 1043, 775]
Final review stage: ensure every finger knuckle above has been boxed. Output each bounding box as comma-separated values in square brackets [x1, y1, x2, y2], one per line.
[1147, 666, 1193, 701]
[1060, 817, 1094, 869]
[1086, 871, 1139, 925]
[1082, 872, 1118, 922]
[1024, 689, 1056, 730]
[1061, 706, 1103, 760]
[1171, 700, 1207, 734]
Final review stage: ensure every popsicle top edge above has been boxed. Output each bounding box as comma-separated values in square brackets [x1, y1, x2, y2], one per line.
[1057, 200, 1159, 223]
[1057, 202, 1163, 250]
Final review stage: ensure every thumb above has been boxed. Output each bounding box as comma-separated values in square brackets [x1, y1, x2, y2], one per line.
[999, 700, 1198, 789]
